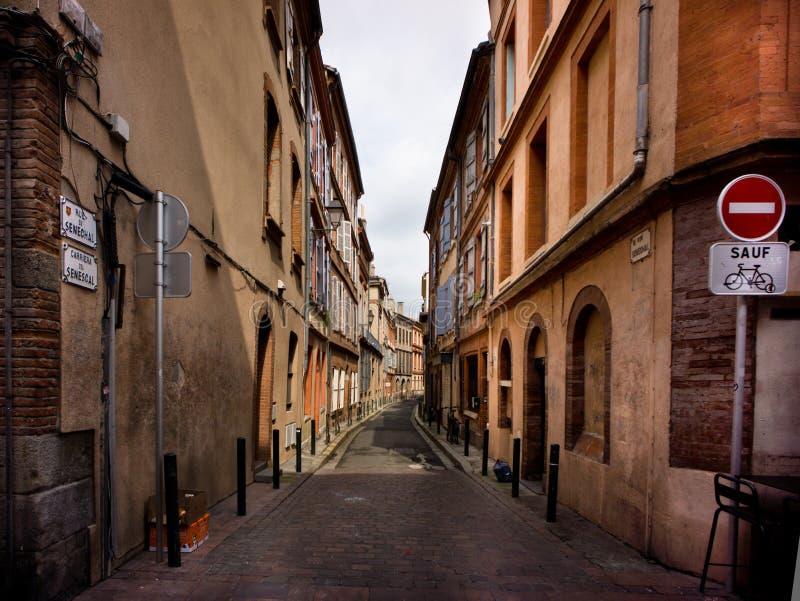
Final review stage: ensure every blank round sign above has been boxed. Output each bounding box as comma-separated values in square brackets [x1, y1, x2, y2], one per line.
[136, 193, 190, 251]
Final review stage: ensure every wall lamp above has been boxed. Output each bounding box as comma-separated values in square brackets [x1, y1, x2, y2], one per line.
[312, 198, 345, 233]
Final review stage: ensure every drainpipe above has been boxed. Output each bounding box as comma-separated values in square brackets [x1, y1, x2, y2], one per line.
[632, 0, 654, 556]
[303, 50, 312, 440]
[4, 63, 16, 594]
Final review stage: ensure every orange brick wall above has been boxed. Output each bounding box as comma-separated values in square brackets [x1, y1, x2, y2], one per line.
[676, 0, 800, 171]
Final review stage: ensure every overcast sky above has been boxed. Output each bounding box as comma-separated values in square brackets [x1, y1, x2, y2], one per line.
[319, 1, 490, 319]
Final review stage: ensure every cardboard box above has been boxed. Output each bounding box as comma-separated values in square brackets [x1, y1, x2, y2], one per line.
[146, 489, 207, 526]
[148, 513, 210, 553]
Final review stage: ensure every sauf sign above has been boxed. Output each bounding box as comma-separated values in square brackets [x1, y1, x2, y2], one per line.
[709, 174, 789, 296]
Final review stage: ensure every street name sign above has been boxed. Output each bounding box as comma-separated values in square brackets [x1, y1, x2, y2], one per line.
[717, 174, 785, 242]
[60, 196, 97, 249]
[708, 242, 789, 295]
[62, 242, 98, 291]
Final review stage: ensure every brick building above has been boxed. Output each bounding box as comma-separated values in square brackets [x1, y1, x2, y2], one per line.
[426, 0, 799, 579]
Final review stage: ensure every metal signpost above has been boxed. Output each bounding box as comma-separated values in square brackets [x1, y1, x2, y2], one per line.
[135, 191, 191, 562]
[710, 174, 787, 591]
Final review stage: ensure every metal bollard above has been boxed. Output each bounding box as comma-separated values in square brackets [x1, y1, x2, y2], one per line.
[272, 430, 280, 489]
[482, 428, 489, 476]
[296, 428, 302, 473]
[164, 453, 181, 567]
[437, 409, 441, 435]
[236, 438, 246, 516]
[311, 420, 316, 455]
[546, 444, 560, 522]
[464, 417, 470, 457]
[512, 438, 521, 498]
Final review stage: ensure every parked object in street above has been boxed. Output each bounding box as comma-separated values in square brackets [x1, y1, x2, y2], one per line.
[493, 459, 512, 483]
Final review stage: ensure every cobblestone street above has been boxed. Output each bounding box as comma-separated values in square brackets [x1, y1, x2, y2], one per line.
[76, 399, 736, 600]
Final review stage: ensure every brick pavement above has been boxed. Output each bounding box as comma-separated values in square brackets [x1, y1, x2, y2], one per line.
[75, 399, 739, 600]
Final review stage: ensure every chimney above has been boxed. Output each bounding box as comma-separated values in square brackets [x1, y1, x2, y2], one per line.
[369, 263, 376, 277]
[398, 302, 404, 316]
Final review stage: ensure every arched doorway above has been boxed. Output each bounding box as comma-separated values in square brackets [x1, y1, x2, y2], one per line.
[253, 313, 274, 470]
[498, 337, 512, 429]
[523, 321, 547, 481]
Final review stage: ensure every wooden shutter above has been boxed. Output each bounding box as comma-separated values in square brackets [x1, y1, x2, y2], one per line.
[466, 131, 477, 196]
[481, 100, 490, 170]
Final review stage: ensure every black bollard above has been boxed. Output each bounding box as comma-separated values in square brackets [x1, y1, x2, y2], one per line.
[164, 453, 181, 567]
[296, 428, 302, 473]
[512, 438, 521, 498]
[272, 430, 280, 489]
[236, 438, 246, 516]
[482, 428, 489, 476]
[464, 418, 471, 457]
[437, 409, 441, 435]
[311, 420, 316, 455]
[546, 444, 560, 522]
[427, 403, 432, 427]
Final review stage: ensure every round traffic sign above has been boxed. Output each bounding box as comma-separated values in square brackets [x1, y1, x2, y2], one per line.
[717, 174, 785, 242]
[136, 193, 190, 251]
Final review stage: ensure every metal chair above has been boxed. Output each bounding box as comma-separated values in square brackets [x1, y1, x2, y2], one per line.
[700, 473, 769, 592]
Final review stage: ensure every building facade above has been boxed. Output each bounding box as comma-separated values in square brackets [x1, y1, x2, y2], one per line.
[427, 0, 799, 579]
[0, 1, 389, 598]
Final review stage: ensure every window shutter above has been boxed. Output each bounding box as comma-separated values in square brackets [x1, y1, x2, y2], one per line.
[342, 221, 352, 265]
[285, 0, 294, 80]
[481, 225, 488, 293]
[466, 131, 477, 196]
[481, 100, 490, 170]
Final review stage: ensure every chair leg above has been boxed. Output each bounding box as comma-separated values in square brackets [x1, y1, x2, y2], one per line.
[700, 509, 722, 592]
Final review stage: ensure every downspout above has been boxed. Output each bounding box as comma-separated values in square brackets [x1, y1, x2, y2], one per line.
[303, 50, 311, 443]
[633, 0, 654, 557]
[4, 64, 16, 593]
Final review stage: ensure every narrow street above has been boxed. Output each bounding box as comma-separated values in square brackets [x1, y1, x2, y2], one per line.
[76, 399, 732, 600]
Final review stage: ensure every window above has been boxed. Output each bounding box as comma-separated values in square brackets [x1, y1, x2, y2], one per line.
[440, 197, 451, 255]
[528, 0, 548, 66]
[286, 332, 298, 411]
[499, 176, 513, 282]
[526, 111, 548, 256]
[338, 221, 352, 264]
[464, 241, 475, 304]
[262, 0, 283, 55]
[480, 224, 488, 293]
[503, 20, 516, 123]
[263, 86, 281, 231]
[565, 286, 611, 464]
[465, 131, 477, 201]
[570, 8, 614, 215]
[291, 156, 303, 257]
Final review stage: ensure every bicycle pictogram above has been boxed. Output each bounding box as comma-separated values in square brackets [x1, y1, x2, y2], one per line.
[723, 263, 775, 293]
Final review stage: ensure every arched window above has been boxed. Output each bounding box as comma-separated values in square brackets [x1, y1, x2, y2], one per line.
[566, 286, 611, 463]
[264, 87, 281, 225]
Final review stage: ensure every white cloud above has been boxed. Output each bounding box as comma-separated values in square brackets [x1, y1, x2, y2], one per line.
[319, 0, 489, 317]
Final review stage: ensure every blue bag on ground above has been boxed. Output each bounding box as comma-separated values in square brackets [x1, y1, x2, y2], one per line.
[493, 459, 512, 482]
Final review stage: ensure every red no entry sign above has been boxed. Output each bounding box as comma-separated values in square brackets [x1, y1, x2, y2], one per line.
[717, 174, 785, 241]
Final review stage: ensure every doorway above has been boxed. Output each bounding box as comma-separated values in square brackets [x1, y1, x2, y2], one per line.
[523, 328, 546, 481]
[253, 315, 274, 470]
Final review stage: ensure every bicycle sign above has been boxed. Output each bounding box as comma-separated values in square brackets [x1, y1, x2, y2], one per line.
[708, 242, 790, 295]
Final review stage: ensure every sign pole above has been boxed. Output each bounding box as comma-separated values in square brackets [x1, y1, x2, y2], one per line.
[155, 190, 165, 563]
[726, 292, 747, 591]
